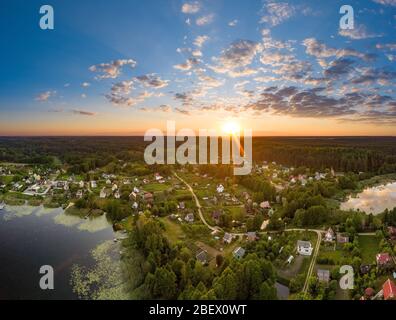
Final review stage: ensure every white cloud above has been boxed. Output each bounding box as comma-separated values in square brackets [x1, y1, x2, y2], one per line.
[372, 0, 396, 6]
[194, 35, 209, 47]
[228, 19, 238, 27]
[89, 59, 137, 79]
[35, 91, 56, 102]
[339, 24, 382, 40]
[260, 2, 296, 26]
[81, 82, 90, 87]
[196, 14, 214, 26]
[182, 2, 201, 14]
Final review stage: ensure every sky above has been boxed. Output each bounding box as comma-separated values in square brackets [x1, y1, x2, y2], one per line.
[0, 0, 395, 136]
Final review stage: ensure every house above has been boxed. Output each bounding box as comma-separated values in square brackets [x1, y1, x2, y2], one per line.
[376, 253, 392, 268]
[337, 233, 349, 244]
[100, 188, 107, 199]
[106, 179, 112, 185]
[259, 201, 271, 209]
[212, 210, 221, 223]
[223, 232, 233, 244]
[112, 184, 118, 192]
[287, 255, 294, 264]
[129, 192, 137, 200]
[76, 190, 83, 199]
[233, 247, 246, 260]
[132, 202, 138, 209]
[143, 192, 154, 203]
[216, 184, 224, 193]
[178, 202, 185, 210]
[297, 240, 313, 256]
[383, 279, 396, 300]
[317, 269, 330, 283]
[246, 232, 258, 242]
[196, 250, 208, 265]
[154, 173, 163, 181]
[114, 191, 120, 199]
[79, 181, 85, 188]
[185, 213, 194, 223]
[90, 181, 97, 188]
[324, 228, 335, 242]
[133, 187, 140, 193]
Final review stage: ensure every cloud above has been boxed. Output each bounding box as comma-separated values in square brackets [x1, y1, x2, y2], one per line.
[174, 57, 200, 71]
[135, 74, 169, 89]
[174, 92, 193, 106]
[89, 59, 137, 79]
[372, 0, 396, 6]
[260, 2, 296, 26]
[181, 2, 201, 14]
[228, 19, 238, 27]
[140, 104, 172, 113]
[72, 109, 96, 116]
[81, 82, 90, 87]
[194, 35, 209, 48]
[35, 91, 56, 102]
[303, 38, 372, 61]
[324, 58, 355, 78]
[110, 81, 134, 95]
[175, 107, 191, 115]
[196, 14, 214, 26]
[339, 24, 382, 40]
[209, 39, 261, 76]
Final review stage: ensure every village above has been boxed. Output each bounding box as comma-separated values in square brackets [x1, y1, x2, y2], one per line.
[0, 160, 395, 301]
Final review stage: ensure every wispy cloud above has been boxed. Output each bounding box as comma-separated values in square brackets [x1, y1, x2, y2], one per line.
[35, 91, 56, 102]
[339, 24, 382, 40]
[196, 14, 214, 26]
[72, 109, 96, 116]
[89, 59, 136, 79]
[181, 2, 201, 14]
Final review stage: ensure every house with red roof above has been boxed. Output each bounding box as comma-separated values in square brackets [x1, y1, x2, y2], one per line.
[383, 279, 396, 300]
[376, 253, 392, 268]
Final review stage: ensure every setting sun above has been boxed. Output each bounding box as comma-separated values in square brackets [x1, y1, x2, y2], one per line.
[222, 122, 241, 135]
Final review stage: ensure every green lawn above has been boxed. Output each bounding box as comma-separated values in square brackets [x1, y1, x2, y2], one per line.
[358, 235, 380, 264]
[143, 183, 170, 192]
[159, 217, 186, 244]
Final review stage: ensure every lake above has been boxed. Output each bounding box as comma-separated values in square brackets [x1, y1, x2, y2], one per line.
[0, 205, 116, 299]
[340, 182, 396, 215]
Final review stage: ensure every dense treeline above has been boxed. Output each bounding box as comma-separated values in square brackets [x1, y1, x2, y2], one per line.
[252, 137, 396, 174]
[2, 137, 396, 175]
[123, 215, 277, 300]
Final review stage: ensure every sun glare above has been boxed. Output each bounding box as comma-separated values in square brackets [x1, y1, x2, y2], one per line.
[222, 122, 241, 135]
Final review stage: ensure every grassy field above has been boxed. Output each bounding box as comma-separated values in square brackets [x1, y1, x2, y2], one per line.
[159, 217, 186, 244]
[358, 235, 380, 264]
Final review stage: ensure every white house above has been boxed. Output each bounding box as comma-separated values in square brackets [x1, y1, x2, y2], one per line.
[79, 181, 85, 188]
[324, 227, 335, 242]
[297, 240, 313, 256]
[216, 184, 224, 193]
[132, 202, 138, 209]
[100, 188, 107, 199]
[114, 191, 120, 199]
[90, 181, 97, 188]
[112, 184, 118, 192]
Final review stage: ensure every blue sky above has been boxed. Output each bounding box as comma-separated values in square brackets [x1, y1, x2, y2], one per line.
[0, 0, 395, 135]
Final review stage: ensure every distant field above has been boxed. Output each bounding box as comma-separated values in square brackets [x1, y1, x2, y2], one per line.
[358, 235, 380, 264]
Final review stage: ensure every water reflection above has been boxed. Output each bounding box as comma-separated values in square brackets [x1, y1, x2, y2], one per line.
[0, 206, 115, 299]
[341, 182, 396, 215]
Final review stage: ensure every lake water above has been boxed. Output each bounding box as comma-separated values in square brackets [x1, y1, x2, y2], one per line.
[0, 205, 115, 299]
[340, 182, 396, 215]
